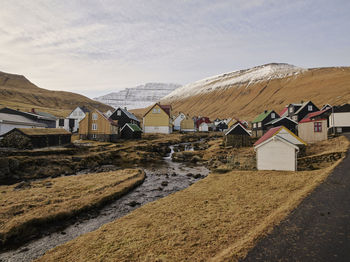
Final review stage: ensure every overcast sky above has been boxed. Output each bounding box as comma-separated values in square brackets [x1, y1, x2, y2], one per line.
[0, 0, 349, 98]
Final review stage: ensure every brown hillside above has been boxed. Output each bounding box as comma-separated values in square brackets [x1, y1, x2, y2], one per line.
[0, 71, 113, 117]
[160, 67, 350, 120]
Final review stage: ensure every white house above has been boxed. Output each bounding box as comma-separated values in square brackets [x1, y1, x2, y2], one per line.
[199, 122, 211, 132]
[328, 104, 350, 134]
[254, 135, 300, 171]
[0, 113, 46, 136]
[173, 112, 186, 131]
[253, 125, 306, 171]
[56, 106, 89, 133]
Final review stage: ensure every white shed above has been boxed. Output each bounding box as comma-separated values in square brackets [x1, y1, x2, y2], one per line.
[255, 135, 299, 171]
[199, 122, 211, 132]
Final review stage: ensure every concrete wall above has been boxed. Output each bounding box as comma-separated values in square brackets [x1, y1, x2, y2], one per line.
[144, 126, 172, 134]
[256, 139, 297, 171]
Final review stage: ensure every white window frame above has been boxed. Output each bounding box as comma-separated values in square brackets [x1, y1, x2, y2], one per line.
[308, 105, 313, 111]
[117, 110, 121, 116]
[271, 113, 275, 119]
[92, 134, 97, 139]
[92, 123, 97, 130]
[289, 107, 293, 113]
[92, 113, 98, 120]
[258, 122, 262, 127]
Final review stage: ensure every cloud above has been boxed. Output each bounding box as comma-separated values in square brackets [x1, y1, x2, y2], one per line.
[0, 0, 349, 98]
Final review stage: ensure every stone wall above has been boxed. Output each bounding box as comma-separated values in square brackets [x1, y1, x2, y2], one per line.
[298, 151, 346, 171]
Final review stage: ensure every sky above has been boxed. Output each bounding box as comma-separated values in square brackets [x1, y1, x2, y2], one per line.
[0, 0, 349, 98]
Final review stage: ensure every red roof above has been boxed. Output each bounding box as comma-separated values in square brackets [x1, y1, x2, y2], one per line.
[279, 107, 288, 116]
[254, 126, 282, 146]
[196, 117, 211, 128]
[299, 109, 328, 123]
[160, 105, 171, 116]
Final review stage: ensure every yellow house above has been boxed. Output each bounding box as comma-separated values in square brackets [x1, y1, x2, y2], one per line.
[79, 109, 119, 142]
[143, 103, 172, 134]
[180, 115, 196, 132]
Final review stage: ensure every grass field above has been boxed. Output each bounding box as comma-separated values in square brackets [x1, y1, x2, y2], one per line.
[0, 169, 145, 246]
[36, 144, 347, 261]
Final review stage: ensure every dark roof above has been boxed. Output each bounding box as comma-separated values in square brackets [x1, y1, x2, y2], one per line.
[116, 107, 140, 122]
[80, 106, 90, 113]
[34, 111, 57, 120]
[0, 107, 55, 121]
[294, 101, 319, 115]
[265, 116, 298, 126]
[333, 103, 350, 113]
[225, 122, 251, 136]
[0, 113, 46, 127]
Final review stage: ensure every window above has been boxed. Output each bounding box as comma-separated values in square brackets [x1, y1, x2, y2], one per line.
[92, 123, 97, 130]
[79, 111, 82, 116]
[337, 127, 342, 133]
[308, 105, 313, 111]
[58, 119, 64, 127]
[253, 123, 256, 128]
[271, 113, 275, 119]
[314, 122, 322, 132]
[258, 122, 262, 127]
[73, 111, 77, 116]
[92, 113, 98, 120]
[152, 108, 160, 114]
[117, 110, 121, 116]
[289, 107, 293, 113]
[92, 134, 97, 139]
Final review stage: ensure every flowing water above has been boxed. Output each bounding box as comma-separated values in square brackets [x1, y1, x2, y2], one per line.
[0, 144, 209, 262]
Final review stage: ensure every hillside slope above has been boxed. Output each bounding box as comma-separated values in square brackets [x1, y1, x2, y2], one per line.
[0, 71, 112, 117]
[161, 64, 350, 120]
[94, 83, 181, 110]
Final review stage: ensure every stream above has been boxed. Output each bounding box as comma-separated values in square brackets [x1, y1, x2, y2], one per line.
[0, 143, 209, 262]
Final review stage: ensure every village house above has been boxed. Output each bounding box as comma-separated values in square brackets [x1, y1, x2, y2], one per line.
[0, 112, 46, 136]
[79, 109, 118, 142]
[265, 116, 298, 134]
[180, 115, 196, 132]
[173, 112, 186, 131]
[120, 123, 142, 139]
[328, 104, 350, 134]
[143, 103, 172, 134]
[251, 110, 280, 137]
[109, 107, 140, 128]
[215, 120, 228, 132]
[254, 125, 306, 171]
[0, 128, 71, 149]
[0, 107, 56, 128]
[298, 109, 329, 143]
[287, 101, 319, 122]
[56, 106, 89, 133]
[224, 121, 252, 147]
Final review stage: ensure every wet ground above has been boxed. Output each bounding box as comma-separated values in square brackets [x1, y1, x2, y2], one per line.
[0, 146, 209, 262]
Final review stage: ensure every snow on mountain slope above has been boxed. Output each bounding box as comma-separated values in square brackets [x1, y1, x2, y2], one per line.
[163, 63, 306, 101]
[94, 83, 181, 110]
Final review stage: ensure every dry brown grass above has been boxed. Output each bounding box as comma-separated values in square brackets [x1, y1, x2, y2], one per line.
[305, 135, 349, 156]
[0, 169, 145, 245]
[36, 157, 345, 261]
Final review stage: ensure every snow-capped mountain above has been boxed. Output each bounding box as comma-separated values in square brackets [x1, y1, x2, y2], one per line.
[94, 83, 181, 110]
[163, 63, 306, 101]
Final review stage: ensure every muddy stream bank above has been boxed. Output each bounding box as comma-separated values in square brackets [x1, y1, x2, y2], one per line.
[0, 143, 209, 262]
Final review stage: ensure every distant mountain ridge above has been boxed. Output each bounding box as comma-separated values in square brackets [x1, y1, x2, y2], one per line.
[94, 83, 181, 110]
[0, 71, 113, 117]
[160, 63, 350, 119]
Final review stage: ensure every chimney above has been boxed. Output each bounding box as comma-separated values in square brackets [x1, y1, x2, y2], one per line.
[124, 107, 127, 111]
[264, 110, 267, 113]
[301, 100, 304, 104]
